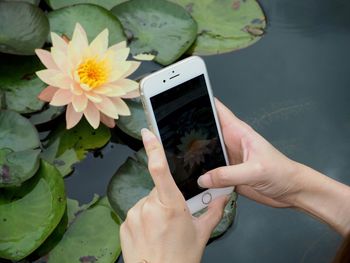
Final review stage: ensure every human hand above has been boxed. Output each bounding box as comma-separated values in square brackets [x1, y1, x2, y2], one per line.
[198, 98, 301, 208]
[120, 128, 229, 263]
[198, 99, 350, 235]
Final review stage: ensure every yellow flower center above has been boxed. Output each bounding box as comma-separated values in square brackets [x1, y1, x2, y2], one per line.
[77, 58, 109, 88]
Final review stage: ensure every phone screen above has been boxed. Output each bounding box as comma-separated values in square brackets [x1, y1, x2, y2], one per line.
[150, 74, 227, 200]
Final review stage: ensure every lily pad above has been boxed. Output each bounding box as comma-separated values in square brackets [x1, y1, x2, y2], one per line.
[0, 161, 66, 261]
[107, 148, 237, 238]
[0, 149, 41, 188]
[48, 198, 121, 263]
[0, 54, 45, 114]
[45, 0, 127, 10]
[111, 0, 198, 65]
[48, 4, 126, 45]
[116, 98, 147, 140]
[29, 106, 65, 126]
[0, 110, 40, 152]
[0, 1, 49, 55]
[169, 0, 266, 55]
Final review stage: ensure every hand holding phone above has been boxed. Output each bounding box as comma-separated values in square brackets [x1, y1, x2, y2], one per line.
[120, 128, 229, 263]
[140, 56, 233, 213]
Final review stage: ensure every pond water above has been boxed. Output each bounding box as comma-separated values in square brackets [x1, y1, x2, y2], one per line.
[65, 0, 350, 262]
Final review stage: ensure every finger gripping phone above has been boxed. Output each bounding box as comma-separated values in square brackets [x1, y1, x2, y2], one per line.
[140, 56, 233, 213]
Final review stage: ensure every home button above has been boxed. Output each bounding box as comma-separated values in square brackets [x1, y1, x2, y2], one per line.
[202, 192, 212, 205]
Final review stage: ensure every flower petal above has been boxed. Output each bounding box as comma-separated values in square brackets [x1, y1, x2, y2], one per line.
[70, 83, 83, 95]
[35, 49, 58, 69]
[51, 32, 68, 52]
[108, 41, 127, 52]
[110, 79, 138, 93]
[68, 23, 89, 68]
[89, 28, 109, 57]
[93, 85, 112, 95]
[66, 103, 83, 129]
[115, 48, 130, 62]
[83, 102, 100, 129]
[108, 62, 134, 83]
[95, 96, 118, 119]
[100, 113, 115, 128]
[120, 61, 141, 79]
[51, 47, 70, 76]
[72, 94, 88, 112]
[121, 89, 140, 99]
[36, 69, 71, 89]
[38, 86, 58, 102]
[100, 83, 126, 97]
[85, 92, 102, 103]
[110, 97, 130, 116]
[50, 89, 73, 106]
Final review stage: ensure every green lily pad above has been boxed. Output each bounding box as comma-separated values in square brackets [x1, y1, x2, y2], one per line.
[0, 149, 41, 188]
[0, 110, 40, 152]
[13, 0, 40, 5]
[0, 1, 49, 55]
[169, 0, 266, 55]
[117, 98, 147, 140]
[0, 161, 66, 261]
[48, 4, 126, 45]
[48, 198, 121, 263]
[29, 106, 65, 126]
[66, 194, 100, 225]
[107, 148, 237, 238]
[111, 0, 198, 65]
[0, 54, 46, 114]
[45, 0, 127, 10]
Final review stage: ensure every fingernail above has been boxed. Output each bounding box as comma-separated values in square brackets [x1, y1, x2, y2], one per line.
[141, 128, 153, 142]
[197, 173, 211, 188]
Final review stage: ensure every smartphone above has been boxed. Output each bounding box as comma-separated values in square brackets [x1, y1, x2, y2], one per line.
[140, 56, 233, 213]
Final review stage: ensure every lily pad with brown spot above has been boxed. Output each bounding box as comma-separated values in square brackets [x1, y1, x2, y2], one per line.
[107, 148, 237, 238]
[169, 0, 266, 55]
[111, 0, 198, 65]
[45, 0, 127, 10]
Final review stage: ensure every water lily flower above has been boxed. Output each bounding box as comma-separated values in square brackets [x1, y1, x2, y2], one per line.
[35, 23, 140, 129]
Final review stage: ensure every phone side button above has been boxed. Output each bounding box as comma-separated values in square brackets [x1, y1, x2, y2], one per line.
[202, 192, 212, 205]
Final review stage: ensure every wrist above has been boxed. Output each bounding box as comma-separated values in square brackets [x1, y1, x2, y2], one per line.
[291, 163, 350, 236]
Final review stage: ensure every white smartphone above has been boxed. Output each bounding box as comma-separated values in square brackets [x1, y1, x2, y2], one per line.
[140, 56, 233, 214]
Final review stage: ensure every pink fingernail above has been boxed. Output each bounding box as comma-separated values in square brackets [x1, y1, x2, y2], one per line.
[197, 173, 211, 188]
[141, 128, 153, 142]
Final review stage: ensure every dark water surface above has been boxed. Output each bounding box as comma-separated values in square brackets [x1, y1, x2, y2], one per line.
[66, 0, 350, 262]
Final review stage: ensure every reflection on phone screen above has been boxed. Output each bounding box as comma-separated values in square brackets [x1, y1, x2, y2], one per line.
[150, 74, 226, 200]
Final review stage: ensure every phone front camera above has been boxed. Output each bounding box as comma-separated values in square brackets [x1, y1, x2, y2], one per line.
[163, 80, 166, 83]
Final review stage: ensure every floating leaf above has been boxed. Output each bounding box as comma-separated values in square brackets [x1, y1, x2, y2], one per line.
[0, 54, 45, 114]
[107, 149, 237, 238]
[48, 4, 126, 45]
[133, 53, 156, 61]
[0, 161, 66, 261]
[0, 149, 41, 188]
[0, 1, 49, 55]
[48, 198, 121, 263]
[45, 0, 127, 10]
[66, 195, 100, 225]
[29, 106, 65, 126]
[111, 0, 197, 65]
[116, 98, 147, 140]
[0, 110, 40, 152]
[169, 0, 266, 55]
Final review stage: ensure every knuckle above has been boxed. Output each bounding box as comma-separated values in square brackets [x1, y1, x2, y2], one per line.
[253, 161, 266, 176]
[148, 162, 166, 175]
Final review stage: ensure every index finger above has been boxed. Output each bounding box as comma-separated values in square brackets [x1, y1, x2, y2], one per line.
[141, 128, 182, 205]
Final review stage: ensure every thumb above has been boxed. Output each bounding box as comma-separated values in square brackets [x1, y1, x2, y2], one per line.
[196, 195, 230, 241]
[197, 162, 260, 188]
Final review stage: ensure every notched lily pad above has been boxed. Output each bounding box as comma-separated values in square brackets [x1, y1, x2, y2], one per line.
[0, 149, 41, 188]
[0, 54, 45, 114]
[29, 105, 65, 126]
[0, 1, 49, 55]
[0, 110, 41, 187]
[0, 161, 66, 261]
[169, 0, 266, 55]
[107, 148, 237, 238]
[48, 4, 126, 45]
[111, 0, 198, 65]
[48, 198, 121, 263]
[42, 119, 111, 177]
[116, 98, 147, 140]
